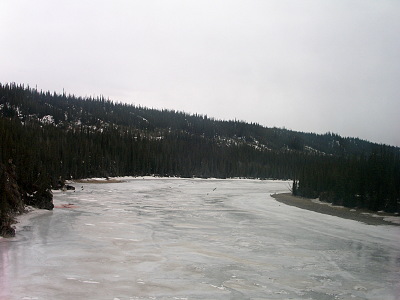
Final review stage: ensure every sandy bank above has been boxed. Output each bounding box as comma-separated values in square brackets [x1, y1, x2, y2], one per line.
[73, 178, 125, 184]
[272, 193, 400, 226]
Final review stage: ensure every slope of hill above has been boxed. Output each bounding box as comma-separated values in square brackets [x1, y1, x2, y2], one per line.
[1, 83, 392, 155]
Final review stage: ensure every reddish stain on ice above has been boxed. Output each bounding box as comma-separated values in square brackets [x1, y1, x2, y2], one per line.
[54, 204, 78, 208]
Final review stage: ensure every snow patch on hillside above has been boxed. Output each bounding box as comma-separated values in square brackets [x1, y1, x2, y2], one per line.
[40, 115, 55, 125]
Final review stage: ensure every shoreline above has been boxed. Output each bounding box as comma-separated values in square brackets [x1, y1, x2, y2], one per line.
[272, 193, 400, 226]
[1, 207, 52, 239]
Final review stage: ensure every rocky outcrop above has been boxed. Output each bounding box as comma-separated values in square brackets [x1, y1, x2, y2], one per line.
[0, 160, 54, 237]
[23, 188, 54, 210]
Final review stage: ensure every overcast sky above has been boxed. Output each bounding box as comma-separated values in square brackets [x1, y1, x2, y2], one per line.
[1, 1, 399, 146]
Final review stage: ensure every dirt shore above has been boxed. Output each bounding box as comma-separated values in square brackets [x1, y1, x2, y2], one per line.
[73, 178, 125, 184]
[272, 193, 400, 226]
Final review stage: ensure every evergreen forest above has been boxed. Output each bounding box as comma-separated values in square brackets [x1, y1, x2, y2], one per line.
[1, 83, 399, 235]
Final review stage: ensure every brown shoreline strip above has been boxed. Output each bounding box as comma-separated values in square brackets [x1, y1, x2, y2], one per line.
[73, 179, 124, 184]
[271, 193, 399, 226]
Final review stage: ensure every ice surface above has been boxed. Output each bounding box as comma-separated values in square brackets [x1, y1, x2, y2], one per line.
[1, 178, 399, 300]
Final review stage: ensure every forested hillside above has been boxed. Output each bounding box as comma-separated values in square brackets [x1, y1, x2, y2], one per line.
[1, 83, 399, 235]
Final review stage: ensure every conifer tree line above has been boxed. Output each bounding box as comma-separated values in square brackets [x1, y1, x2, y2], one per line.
[293, 147, 400, 212]
[1, 82, 399, 219]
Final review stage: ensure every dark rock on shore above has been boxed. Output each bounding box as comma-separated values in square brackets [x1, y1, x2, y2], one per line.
[65, 185, 75, 190]
[53, 177, 75, 191]
[0, 221, 16, 238]
[23, 188, 54, 210]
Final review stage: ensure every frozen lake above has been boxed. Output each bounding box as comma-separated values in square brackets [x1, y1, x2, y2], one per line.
[1, 178, 399, 300]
